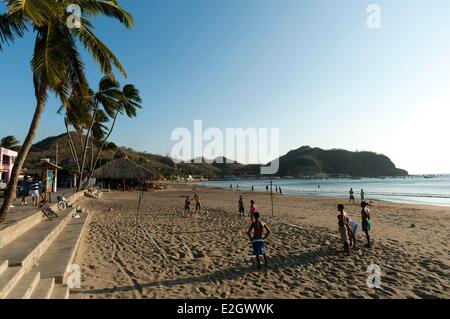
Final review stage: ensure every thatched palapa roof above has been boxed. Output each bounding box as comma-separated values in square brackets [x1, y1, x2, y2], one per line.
[92, 150, 162, 180]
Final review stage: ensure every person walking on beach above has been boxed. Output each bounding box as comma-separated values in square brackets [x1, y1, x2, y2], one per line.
[194, 194, 202, 214]
[266, 185, 269, 192]
[251, 185, 254, 192]
[247, 212, 271, 269]
[238, 196, 245, 217]
[230, 184, 232, 189]
[349, 188, 355, 204]
[184, 196, 191, 215]
[361, 202, 372, 248]
[279, 187, 282, 195]
[249, 200, 257, 221]
[337, 204, 351, 256]
[275, 186, 278, 194]
[360, 189, 365, 203]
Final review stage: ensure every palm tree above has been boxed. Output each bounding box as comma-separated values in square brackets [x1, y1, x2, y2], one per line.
[77, 76, 122, 190]
[61, 76, 123, 190]
[0, 135, 21, 151]
[0, 0, 133, 222]
[83, 83, 142, 188]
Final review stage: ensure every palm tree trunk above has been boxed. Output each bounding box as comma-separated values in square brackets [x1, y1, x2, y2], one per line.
[90, 130, 94, 172]
[65, 118, 81, 174]
[0, 92, 46, 222]
[83, 109, 119, 189]
[77, 101, 98, 191]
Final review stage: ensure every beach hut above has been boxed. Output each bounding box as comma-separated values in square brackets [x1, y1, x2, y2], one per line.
[92, 150, 162, 190]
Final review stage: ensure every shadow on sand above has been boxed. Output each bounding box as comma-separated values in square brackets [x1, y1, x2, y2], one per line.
[76, 246, 337, 295]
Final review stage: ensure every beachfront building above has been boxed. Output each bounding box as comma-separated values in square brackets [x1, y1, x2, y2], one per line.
[92, 150, 162, 190]
[0, 147, 18, 183]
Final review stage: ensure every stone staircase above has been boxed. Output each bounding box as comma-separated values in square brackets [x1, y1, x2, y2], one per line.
[84, 189, 102, 199]
[0, 192, 91, 299]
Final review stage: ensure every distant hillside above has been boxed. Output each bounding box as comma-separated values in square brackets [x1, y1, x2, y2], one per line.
[26, 134, 407, 179]
[274, 146, 408, 177]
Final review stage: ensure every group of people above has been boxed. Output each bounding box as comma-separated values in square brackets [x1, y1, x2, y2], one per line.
[229, 184, 283, 195]
[183, 193, 202, 215]
[265, 185, 282, 194]
[18, 175, 45, 206]
[349, 188, 365, 204]
[337, 201, 372, 255]
[182, 186, 373, 269]
[182, 193, 271, 269]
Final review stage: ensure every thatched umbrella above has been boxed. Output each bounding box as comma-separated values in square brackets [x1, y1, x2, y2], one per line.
[92, 150, 162, 186]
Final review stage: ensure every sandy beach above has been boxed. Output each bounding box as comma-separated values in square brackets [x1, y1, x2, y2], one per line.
[72, 184, 450, 299]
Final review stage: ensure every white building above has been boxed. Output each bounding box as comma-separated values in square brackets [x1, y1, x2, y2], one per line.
[0, 147, 18, 183]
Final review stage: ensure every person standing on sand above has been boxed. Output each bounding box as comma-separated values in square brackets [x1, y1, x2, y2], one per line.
[194, 194, 202, 214]
[361, 202, 372, 248]
[337, 204, 351, 256]
[249, 200, 257, 221]
[360, 189, 365, 202]
[349, 188, 355, 204]
[184, 196, 191, 215]
[347, 218, 358, 249]
[247, 212, 271, 269]
[266, 185, 269, 192]
[230, 184, 232, 189]
[279, 187, 282, 195]
[251, 185, 254, 192]
[275, 186, 278, 194]
[238, 196, 245, 217]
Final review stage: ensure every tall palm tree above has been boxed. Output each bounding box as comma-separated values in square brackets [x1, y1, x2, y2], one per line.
[83, 83, 142, 188]
[0, 135, 21, 151]
[77, 76, 122, 190]
[0, 0, 133, 222]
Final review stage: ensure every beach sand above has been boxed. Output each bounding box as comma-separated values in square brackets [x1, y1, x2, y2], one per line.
[72, 184, 450, 299]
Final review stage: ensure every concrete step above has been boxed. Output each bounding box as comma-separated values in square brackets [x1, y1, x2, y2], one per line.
[51, 284, 69, 299]
[0, 266, 24, 298]
[0, 211, 43, 250]
[0, 260, 7, 275]
[6, 271, 40, 299]
[34, 212, 90, 284]
[0, 208, 75, 270]
[30, 278, 55, 299]
[0, 192, 84, 251]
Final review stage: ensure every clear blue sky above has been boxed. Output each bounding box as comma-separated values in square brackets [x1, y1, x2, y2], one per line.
[1, 0, 450, 174]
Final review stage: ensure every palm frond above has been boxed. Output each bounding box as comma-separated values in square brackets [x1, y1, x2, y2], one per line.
[74, 21, 127, 78]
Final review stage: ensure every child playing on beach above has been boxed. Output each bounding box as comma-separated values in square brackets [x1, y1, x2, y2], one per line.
[194, 194, 202, 213]
[247, 212, 271, 269]
[361, 202, 372, 248]
[249, 200, 257, 221]
[337, 204, 351, 256]
[184, 196, 191, 215]
[238, 196, 245, 217]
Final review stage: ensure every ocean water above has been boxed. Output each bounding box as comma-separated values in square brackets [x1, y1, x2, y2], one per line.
[197, 175, 450, 207]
